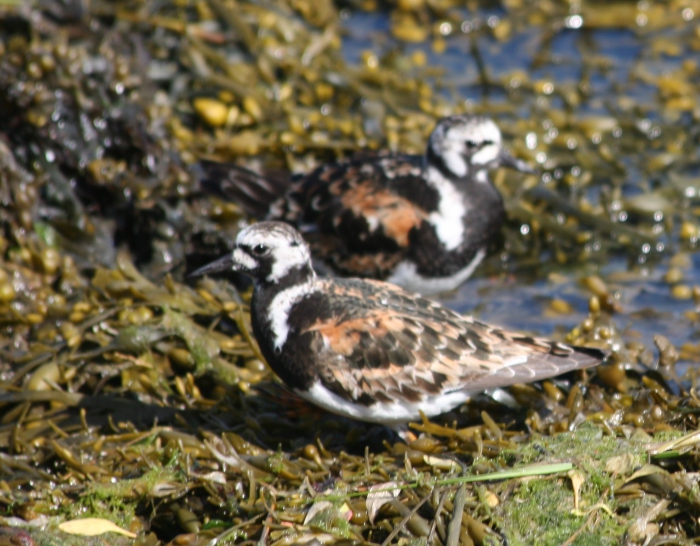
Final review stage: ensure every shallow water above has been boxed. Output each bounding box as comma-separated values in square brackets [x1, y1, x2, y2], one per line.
[341, 4, 700, 360]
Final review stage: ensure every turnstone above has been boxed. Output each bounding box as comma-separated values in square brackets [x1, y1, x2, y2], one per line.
[191, 222, 607, 427]
[200, 115, 535, 295]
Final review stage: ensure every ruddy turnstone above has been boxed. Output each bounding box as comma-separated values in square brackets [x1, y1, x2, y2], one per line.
[191, 222, 607, 427]
[200, 115, 535, 295]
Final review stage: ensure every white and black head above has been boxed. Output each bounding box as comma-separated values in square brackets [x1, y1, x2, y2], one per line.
[426, 115, 534, 179]
[190, 222, 314, 285]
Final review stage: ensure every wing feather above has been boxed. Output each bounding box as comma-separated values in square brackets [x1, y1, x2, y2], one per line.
[303, 279, 606, 405]
[291, 157, 430, 278]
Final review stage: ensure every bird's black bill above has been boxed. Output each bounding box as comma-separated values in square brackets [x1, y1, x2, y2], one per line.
[498, 150, 538, 175]
[189, 253, 235, 278]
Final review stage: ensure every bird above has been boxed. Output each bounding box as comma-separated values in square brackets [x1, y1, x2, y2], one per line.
[191, 221, 608, 427]
[199, 114, 535, 295]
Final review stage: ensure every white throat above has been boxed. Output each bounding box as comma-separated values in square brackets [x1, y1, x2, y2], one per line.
[441, 151, 468, 178]
[425, 166, 467, 251]
[267, 281, 317, 350]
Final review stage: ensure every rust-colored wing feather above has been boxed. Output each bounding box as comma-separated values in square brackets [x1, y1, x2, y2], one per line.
[287, 158, 429, 277]
[292, 161, 428, 238]
[304, 279, 606, 405]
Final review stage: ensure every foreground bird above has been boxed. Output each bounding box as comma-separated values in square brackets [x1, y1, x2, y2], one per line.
[191, 222, 607, 426]
[200, 114, 535, 295]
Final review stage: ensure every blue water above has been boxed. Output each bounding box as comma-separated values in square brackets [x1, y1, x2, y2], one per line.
[340, 6, 700, 367]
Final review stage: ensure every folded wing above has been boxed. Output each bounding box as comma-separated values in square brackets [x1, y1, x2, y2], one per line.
[305, 280, 606, 404]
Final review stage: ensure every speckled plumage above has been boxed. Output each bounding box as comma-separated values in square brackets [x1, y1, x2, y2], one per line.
[200, 115, 534, 295]
[191, 222, 608, 426]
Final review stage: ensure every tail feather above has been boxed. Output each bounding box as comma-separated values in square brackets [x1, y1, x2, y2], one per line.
[199, 159, 290, 218]
[569, 345, 610, 366]
[457, 344, 609, 393]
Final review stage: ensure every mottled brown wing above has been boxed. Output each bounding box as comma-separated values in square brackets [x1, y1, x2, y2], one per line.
[288, 157, 429, 267]
[305, 279, 606, 404]
[305, 233, 407, 279]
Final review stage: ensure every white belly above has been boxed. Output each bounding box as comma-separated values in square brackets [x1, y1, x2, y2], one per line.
[296, 382, 471, 426]
[386, 248, 486, 295]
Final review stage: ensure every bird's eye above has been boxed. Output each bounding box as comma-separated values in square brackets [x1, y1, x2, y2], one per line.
[252, 244, 268, 256]
[465, 140, 479, 149]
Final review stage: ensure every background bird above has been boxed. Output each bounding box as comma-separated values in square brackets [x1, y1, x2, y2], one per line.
[191, 221, 608, 427]
[199, 114, 535, 295]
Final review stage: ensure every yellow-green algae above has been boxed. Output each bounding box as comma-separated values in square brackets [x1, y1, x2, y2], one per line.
[496, 426, 645, 545]
[2, 0, 700, 545]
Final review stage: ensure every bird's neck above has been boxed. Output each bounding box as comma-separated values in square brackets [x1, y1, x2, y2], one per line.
[253, 263, 315, 310]
[425, 146, 469, 180]
[250, 263, 315, 345]
[409, 165, 503, 273]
